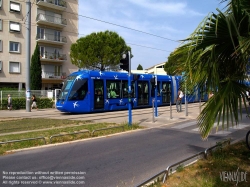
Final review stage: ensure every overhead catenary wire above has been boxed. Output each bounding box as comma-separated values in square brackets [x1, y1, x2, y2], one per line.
[3, 0, 181, 52]
[7, 0, 181, 43]
[2, 18, 172, 52]
[21, 0, 36, 23]
[76, 14, 179, 42]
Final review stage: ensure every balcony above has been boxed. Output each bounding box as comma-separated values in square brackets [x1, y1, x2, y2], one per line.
[42, 71, 67, 79]
[36, 33, 67, 45]
[40, 52, 67, 62]
[36, 13, 67, 28]
[36, 0, 66, 11]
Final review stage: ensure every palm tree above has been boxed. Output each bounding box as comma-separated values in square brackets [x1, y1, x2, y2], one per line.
[171, 0, 250, 139]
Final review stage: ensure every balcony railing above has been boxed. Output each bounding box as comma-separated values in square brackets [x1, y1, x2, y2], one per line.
[40, 52, 67, 61]
[36, 13, 67, 28]
[36, 33, 67, 45]
[36, 0, 67, 11]
[42, 71, 67, 79]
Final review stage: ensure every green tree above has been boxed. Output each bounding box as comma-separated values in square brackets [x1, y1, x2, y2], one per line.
[164, 51, 186, 75]
[170, 0, 250, 139]
[30, 43, 42, 90]
[70, 30, 131, 71]
[137, 64, 143, 70]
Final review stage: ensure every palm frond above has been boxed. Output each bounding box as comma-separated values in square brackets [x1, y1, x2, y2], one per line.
[198, 80, 249, 139]
[171, 0, 250, 139]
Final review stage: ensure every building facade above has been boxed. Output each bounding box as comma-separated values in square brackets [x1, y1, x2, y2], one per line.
[0, 0, 78, 90]
[131, 62, 167, 75]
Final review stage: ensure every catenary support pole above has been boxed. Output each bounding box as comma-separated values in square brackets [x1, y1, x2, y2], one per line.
[152, 99, 155, 122]
[170, 94, 172, 119]
[26, 0, 31, 112]
[185, 81, 188, 116]
[128, 51, 132, 126]
[155, 75, 158, 117]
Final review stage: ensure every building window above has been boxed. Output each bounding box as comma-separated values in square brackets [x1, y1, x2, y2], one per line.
[40, 46, 46, 58]
[0, 19, 2, 31]
[9, 21, 20, 32]
[9, 41, 20, 53]
[9, 61, 20, 73]
[54, 31, 61, 42]
[0, 61, 2, 71]
[37, 27, 45, 39]
[54, 65, 61, 76]
[10, 1, 21, 12]
[0, 40, 2, 52]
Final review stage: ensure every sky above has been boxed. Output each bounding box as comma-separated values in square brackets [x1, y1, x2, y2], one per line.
[78, 0, 227, 70]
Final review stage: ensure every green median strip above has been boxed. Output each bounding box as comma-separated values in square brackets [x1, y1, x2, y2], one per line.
[0, 118, 141, 155]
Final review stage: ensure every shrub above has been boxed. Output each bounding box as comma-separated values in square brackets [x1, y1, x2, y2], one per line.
[1, 97, 54, 110]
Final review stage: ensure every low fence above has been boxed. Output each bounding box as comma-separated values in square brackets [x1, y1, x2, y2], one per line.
[0, 125, 126, 146]
[49, 130, 91, 143]
[136, 139, 231, 187]
[0, 90, 56, 100]
[0, 137, 47, 145]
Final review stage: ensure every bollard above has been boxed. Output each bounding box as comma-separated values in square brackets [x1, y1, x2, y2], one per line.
[152, 99, 155, 123]
[170, 101, 172, 119]
[199, 98, 201, 114]
[185, 99, 188, 116]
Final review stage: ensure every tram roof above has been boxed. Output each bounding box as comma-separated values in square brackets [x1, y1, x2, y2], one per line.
[69, 70, 174, 80]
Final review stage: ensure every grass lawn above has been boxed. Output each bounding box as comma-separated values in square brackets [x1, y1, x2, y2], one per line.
[0, 118, 141, 155]
[157, 140, 250, 187]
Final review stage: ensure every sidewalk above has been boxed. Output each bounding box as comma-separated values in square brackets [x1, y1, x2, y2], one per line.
[137, 103, 201, 128]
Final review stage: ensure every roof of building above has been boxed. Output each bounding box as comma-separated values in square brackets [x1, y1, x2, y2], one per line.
[145, 62, 165, 70]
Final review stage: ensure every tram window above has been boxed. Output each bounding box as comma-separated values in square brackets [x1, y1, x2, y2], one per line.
[162, 82, 171, 103]
[106, 80, 135, 99]
[131, 81, 135, 98]
[68, 78, 88, 101]
[122, 81, 128, 98]
[107, 80, 121, 98]
[157, 83, 160, 96]
[121, 80, 135, 98]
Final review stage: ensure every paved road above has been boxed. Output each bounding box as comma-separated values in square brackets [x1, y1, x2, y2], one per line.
[0, 103, 249, 187]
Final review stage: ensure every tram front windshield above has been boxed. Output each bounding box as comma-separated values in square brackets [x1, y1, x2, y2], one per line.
[58, 76, 76, 100]
[68, 78, 88, 101]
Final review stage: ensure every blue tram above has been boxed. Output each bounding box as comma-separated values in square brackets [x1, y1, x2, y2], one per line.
[56, 70, 207, 113]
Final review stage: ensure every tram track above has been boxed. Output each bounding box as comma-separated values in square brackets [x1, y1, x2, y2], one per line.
[47, 103, 202, 123]
[0, 103, 202, 124]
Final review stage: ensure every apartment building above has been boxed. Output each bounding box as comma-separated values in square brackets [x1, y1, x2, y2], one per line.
[0, 0, 78, 90]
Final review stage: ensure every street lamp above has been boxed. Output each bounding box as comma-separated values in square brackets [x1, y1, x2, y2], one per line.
[154, 66, 158, 117]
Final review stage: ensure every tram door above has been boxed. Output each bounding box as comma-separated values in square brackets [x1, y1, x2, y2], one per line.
[162, 82, 171, 104]
[137, 81, 149, 106]
[94, 80, 104, 109]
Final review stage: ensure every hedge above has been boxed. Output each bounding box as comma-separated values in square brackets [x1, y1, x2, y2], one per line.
[1, 98, 54, 110]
